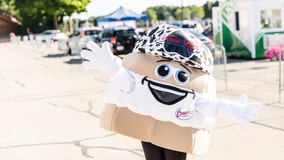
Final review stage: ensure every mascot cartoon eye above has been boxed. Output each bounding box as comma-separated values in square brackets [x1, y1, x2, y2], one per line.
[155, 64, 171, 79]
[155, 64, 189, 85]
[175, 70, 189, 85]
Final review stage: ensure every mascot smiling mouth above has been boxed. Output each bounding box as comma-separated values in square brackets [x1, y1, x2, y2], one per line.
[142, 77, 195, 105]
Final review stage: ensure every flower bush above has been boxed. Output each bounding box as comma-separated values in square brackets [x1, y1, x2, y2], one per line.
[264, 43, 284, 60]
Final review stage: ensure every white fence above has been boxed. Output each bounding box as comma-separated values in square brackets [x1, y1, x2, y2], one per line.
[9, 34, 56, 49]
[213, 44, 228, 91]
[7, 34, 62, 56]
[279, 47, 284, 102]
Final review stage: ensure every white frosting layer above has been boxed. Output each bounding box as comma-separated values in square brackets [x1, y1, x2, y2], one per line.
[105, 71, 216, 131]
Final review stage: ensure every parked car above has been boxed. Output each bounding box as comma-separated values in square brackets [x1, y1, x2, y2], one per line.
[96, 26, 139, 55]
[184, 28, 215, 55]
[171, 20, 204, 33]
[67, 27, 102, 55]
[40, 29, 65, 41]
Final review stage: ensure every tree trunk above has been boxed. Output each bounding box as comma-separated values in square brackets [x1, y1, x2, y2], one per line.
[53, 14, 59, 29]
[68, 17, 73, 33]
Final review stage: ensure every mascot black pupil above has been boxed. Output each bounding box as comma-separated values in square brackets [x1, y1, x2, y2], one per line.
[177, 71, 188, 83]
[157, 64, 170, 78]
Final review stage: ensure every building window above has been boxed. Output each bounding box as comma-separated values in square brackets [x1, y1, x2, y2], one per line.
[260, 9, 281, 29]
[235, 11, 240, 31]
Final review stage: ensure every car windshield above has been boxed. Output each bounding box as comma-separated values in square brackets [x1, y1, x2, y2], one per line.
[115, 29, 136, 37]
[42, 32, 52, 35]
[41, 30, 59, 35]
[185, 29, 204, 38]
[85, 30, 101, 36]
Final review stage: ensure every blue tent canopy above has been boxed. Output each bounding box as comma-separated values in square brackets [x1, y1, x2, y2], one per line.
[98, 6, 148, 22]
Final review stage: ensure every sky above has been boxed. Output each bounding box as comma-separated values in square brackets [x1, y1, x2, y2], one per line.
[84, 0, 213, 18]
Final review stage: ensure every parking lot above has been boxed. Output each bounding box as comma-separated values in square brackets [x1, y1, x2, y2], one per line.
[0, 41, 283, 160]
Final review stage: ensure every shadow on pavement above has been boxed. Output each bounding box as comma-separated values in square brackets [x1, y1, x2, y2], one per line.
[65, 58, 83, 65]
[43, 53, 69, 58]
[42, 53, 83, 65]
[226, 58, 270, 64]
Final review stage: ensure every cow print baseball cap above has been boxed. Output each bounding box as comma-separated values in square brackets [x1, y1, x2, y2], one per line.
[133, 24, 214, 74]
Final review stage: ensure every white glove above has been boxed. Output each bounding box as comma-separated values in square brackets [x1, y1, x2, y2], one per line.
[81, 41, 134, 92]
[80, 41, 122, 76]
[196, 94, 261, 123]
[111, 67, 135, 92]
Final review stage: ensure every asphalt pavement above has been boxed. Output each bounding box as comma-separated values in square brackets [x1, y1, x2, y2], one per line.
[0, 41, 283, 160]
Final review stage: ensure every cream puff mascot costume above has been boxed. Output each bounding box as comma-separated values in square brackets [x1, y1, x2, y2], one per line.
[81, 24, 261, 160]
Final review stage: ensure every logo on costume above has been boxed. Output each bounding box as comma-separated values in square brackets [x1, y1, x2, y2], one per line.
[157, 34, 169, 42]
[175, 107, 194, 120]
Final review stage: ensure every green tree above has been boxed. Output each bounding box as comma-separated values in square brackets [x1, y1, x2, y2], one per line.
[0, 0, 18, 16]
[203, 2, 212, 19]
[144, 5, 206, 22]
[174, 7, 190, 20]
[14, 0, 90, 32]
[154, 5, 170, 21]
[145, 8, 157, 25]
[189, 6, 205, 19]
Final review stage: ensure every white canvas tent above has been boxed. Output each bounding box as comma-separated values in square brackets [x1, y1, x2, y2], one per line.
[97, 6, 148, 28]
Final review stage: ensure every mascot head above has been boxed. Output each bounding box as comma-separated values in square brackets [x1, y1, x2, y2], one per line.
[123, 24, 215, 99]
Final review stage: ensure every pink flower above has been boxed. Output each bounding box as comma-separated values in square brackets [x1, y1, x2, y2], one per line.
[265, 43, 284, 59]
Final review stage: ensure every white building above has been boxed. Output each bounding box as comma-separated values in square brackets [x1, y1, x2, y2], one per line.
[213, 0, 284, 59]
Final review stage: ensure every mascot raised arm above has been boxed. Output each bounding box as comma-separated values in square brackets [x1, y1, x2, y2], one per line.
[81, 24, 261, 160]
